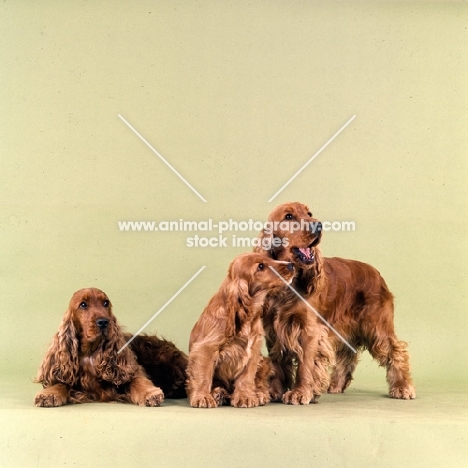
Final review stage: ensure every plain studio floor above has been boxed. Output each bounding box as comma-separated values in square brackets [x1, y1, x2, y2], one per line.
[1, 376, 467, 468]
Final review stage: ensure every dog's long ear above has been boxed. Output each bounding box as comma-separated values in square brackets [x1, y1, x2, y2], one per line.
[253, 228, 277, 258]
[95, 306, 139, 386]
[35, 308, 80, 387]
[225, 277, 251, 329]
[306, 246, 325, 295]
[227, 277, 250, 308]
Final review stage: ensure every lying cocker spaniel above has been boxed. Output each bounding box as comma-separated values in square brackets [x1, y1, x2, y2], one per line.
[125, 333, 188, 399]
[187, 253, 298, 408]
[34, 288, 187, 407]
[255, 202, 415, 401]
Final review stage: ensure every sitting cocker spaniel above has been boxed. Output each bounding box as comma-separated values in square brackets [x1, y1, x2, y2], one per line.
[34, 288, 187, 407]
[186, 253, 298, 408]
[255, 202, 415, 401]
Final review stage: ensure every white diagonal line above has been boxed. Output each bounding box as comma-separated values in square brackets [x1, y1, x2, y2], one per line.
[118, 114, 207, 203]
[268, 115, 356, 203]
[118, 266, 206, 354]
[269, 266, 357, 354]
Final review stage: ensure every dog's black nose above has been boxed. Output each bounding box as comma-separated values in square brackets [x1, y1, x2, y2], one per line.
[311, 221, 322, 233]
[287, 262, 294, 271]
[96, 318, 109, 329]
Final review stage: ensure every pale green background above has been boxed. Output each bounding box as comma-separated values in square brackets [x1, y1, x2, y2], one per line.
[1, 1, 467, 467]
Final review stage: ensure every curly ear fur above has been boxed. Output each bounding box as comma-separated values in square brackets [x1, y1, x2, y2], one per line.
[93, 312, 139, 386]
[225, 274, 273, 331]
[35, 308, 80, 387]
[304, 246, 326, 295]
[226, 278, 251, 326]
[253, 229, 276, 257]
[231, 278, 250, 302]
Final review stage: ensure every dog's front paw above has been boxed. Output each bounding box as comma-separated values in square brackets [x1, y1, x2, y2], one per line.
[256, 391, 271, 406]
[211, 387, 229, 406]
[327, 384, 345, 394]
[190, 393, 219, 408]
[389, 383, 416, 400]
[328, 373, 352, 394]
[269, 378, 285, 402]
[269, 390, 284, 402]
[143, 387, 164, 407]
[34, 392, 67, 407]
[231, 393, 260, 408]
[283, 389, 314, 405]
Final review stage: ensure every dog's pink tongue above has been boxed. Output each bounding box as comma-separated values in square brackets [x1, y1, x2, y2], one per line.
[299, 247, 311, 259]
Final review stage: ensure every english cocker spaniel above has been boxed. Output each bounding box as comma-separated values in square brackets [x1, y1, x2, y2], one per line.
[255, 202, 415, 401]
[125, 333, 188, 399]
[186, 253, 298, 408]
[34, 288, 187, 407]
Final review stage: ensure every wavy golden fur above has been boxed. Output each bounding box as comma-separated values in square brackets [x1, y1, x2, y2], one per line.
[187, 253, 298, 408]
[255, 202, 415, 401]
[34, 288, 164, 407]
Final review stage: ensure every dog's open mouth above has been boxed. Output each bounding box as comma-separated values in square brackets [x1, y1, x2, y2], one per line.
[292, 246, 315, 264]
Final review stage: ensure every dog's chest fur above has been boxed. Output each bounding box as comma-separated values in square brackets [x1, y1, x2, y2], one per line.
[216, 317, 261, 381]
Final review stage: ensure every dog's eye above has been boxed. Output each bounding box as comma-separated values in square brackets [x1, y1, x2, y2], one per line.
[285, 213, 293, 220]
[257, 263, 265, 271]
[103, 300, 109, 308]
[79, 301, 88, 310]
[307, 212, 313, 217]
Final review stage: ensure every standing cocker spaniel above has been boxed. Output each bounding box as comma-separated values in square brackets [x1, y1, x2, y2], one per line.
[255, 202, 415, 401]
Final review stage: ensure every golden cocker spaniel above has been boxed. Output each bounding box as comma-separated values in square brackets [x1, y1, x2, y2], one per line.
[34, 288, 187, 407]
[186, 253, 296, 408]
[255, 202, 415, 401]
